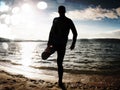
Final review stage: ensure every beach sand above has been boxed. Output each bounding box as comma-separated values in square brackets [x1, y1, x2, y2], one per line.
[0, 70, 120, 90]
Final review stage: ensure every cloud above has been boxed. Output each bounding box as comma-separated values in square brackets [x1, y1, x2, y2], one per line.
[116, 7, 120, 16]
[96, 30, 120, 38]
[66, 6, 119, 21]
[57, 0, 65, 3]
[77, 30, 120, 39]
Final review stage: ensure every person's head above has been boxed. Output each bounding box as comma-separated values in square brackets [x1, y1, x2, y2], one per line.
[58, 5, 66, 16]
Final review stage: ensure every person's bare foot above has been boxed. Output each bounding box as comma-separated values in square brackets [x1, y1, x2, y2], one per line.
[58, 82, 66, 90]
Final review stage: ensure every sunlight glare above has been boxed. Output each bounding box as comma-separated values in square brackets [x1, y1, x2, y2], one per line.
[11, 14, 21, 25]
[21, 3, 31, 12]
[4, 15, 10, 24]
[0, 24, 15, 39]
[12, 7, 20, 14]
[37, 1, 47, 10]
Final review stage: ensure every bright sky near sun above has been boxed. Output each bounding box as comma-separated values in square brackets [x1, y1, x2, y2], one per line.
[0, 0, 120, 40]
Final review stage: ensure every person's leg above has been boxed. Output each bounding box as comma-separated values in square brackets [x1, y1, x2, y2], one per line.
[57, 47, 65, 85]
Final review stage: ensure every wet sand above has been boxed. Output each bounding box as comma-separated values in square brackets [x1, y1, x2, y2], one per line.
[0, 70, 120, 90]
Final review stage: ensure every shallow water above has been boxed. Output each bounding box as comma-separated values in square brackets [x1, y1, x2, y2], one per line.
[0, 39, 120, 75]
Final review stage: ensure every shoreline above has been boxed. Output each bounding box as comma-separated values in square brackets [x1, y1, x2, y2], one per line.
[1, 60, 120, 76]
[0, 70, 120, 90]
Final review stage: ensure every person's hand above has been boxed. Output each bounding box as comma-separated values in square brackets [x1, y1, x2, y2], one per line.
[70, 44, 75, 50]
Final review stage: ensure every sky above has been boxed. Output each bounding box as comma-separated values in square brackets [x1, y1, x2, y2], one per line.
[0, 0, 120, 40]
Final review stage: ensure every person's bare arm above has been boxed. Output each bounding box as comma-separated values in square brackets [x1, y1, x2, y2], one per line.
[70, 21, 78, 50]
[47, 19, 56, 46]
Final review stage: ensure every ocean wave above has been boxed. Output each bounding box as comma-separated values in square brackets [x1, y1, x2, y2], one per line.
[30, 65, 120, 75]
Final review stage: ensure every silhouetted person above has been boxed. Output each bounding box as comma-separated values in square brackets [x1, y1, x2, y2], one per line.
[47, 5, 77, 87]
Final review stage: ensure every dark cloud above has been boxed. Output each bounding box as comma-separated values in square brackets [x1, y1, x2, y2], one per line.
[66, 0, 120, 9]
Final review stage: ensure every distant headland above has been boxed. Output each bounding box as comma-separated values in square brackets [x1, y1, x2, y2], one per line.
[0, 37, 120, 42]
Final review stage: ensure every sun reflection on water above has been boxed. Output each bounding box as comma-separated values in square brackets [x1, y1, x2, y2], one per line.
[20, 42, 36, 66]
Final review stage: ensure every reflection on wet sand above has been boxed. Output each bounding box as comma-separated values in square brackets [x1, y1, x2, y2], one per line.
[0, 62, 56, 81]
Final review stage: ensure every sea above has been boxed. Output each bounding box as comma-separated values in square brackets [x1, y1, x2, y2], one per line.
[0, 39, 120, 75]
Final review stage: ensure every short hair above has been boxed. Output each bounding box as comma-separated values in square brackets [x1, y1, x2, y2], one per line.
[58, 5, 66, 13]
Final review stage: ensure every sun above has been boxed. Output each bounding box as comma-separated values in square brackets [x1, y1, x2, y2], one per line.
[37, 1, 48, 10]
[21, 3, 31, 12]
